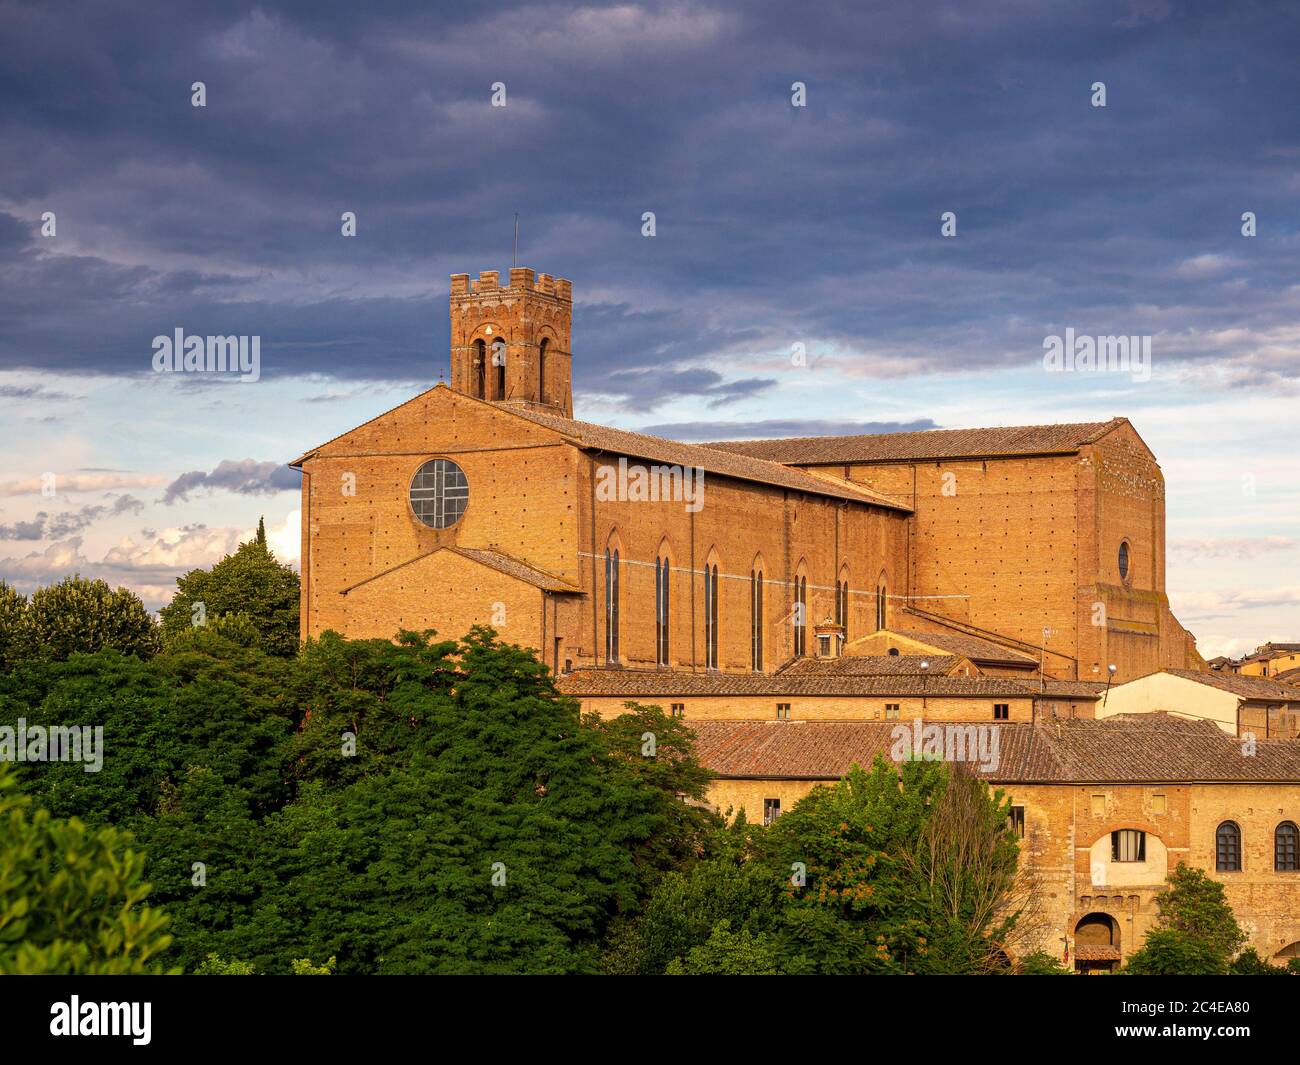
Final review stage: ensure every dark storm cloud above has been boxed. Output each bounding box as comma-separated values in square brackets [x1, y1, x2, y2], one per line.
[162, 459, 301, 505]
[2, 1, 1299, 393]
[0, 494, 144, 541]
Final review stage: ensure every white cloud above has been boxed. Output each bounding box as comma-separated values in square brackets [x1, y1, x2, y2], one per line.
[0, 472, 167, 496]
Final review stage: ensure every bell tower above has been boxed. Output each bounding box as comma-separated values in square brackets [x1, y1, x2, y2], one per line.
[448, 267, 573, 417]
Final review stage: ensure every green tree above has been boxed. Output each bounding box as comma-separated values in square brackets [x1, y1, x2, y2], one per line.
[140, 628, 713, 975]
[19, 575, 159, 661]
[0, 580, 25, 668]
[160, 535, 299, 657]
[0, 763, 176, 974]
[1124, 863, 1247, 974]
[1229, 947, 1290, 975]
[620, 757, 1027, 975]
[1124, 929, 1226, 975]
[1015, 950, 1071, 975]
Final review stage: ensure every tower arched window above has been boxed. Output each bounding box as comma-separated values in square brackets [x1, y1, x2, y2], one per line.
[604, 544, 620, 664]
[538, 337, 549, 403]
[704, 561, 719, 670]
[751, 568, 764, 672]
[473, 339, 486, 399]
[1277, 822, 1299, 871]
[492, 338, 506, 399]
[1216, 821, 1241, 871]
[655, 554, 671, 666]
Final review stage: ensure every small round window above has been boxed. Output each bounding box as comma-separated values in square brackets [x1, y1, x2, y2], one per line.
[1118, 541, 1131, 581]
[410, 459, 468, 528]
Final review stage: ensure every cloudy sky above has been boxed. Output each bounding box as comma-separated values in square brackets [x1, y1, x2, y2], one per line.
[1, 0, 1297, 657]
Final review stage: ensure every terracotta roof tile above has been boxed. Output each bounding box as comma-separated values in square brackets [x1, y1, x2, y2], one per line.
[704, 419, 1125, 466]
[1160, 668, 1300, 702]
[885, 629, 1039, 666]
[493, 404, 911, 510]
[777, 655, 964, 677]
[556, 667, 1040, 698]
[1074, 946, 1121, 962]
[340, 545, 579, 595]
[689, 714, 1300, 783]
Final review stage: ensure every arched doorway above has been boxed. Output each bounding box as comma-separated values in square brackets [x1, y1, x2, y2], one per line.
[1273, 941, 1300, 969]
[1073, 913, 1120, 973]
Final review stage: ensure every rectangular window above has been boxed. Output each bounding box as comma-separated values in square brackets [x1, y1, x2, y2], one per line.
[1151, 794, 1166, 815]
[670, 703, 684, 719]
[993, 703, 1009, 720]
[1112, 829, 1146, 863]
[763, 798, 781, 826]
[1008, 806, 1025, 838]
[776, 703, 790, 720]
[1091, 794, 1106, 817]
[884, 702, 900, 720]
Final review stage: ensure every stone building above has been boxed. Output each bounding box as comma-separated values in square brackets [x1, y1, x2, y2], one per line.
[288, 267, 1299, 972]
[290, 267, 1201, 684]
[690, 713, 1300, 971]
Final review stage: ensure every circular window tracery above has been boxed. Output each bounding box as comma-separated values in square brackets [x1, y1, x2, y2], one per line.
[409, 458, 468, 529]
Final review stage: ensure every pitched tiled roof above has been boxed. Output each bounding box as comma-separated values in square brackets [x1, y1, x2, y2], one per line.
[1036, 679, 1110, 698]
[556, 667, 1039, 699]
[776, 655, 964, 677]
[1274, 666, 1300, 684]
[493, 404, 911, 511]
[703, 419, 1125, 466]
[340, 545, 580, 595]
[454, 548, 581, 592]
[689, 714, 1300, 783]
[1074, 946, 1121, 962]
[884, 629, 1039, 666]
[1160, 668, 1300, 702]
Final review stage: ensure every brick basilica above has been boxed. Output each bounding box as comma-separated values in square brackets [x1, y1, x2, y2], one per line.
[291, 268, 1300, 971]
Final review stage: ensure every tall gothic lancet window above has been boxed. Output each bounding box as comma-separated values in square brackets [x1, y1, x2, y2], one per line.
[604, 547, 620, 663]
[538, 337, 549, 403]
[794, 575, 807, 656]
[876, 583, 887, 632]
[704, 563, 719, 669]
[751, 569, 764, 672]
[655, 556, 670, 666]
[836, 571, 849, 641]
[473, 339, 486, 399]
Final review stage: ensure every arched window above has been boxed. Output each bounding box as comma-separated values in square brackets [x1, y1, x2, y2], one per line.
[1118, 540, 1131, 582]
[538, 337, 549, 402]
[751, 568, 764, 672]
[836, 566, 849, 640]
[604, 543, 620, 664]
[655, 553, 671, 666]
[1277, 822, 1299, 871]
[876, 582, 887, 631]
[492, 338, 506, 399]
[794, 573, 807, 656]
[704, 561, 720, 669]
[472, 339, 486, 399]
[1216, 821, 1241, 871]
